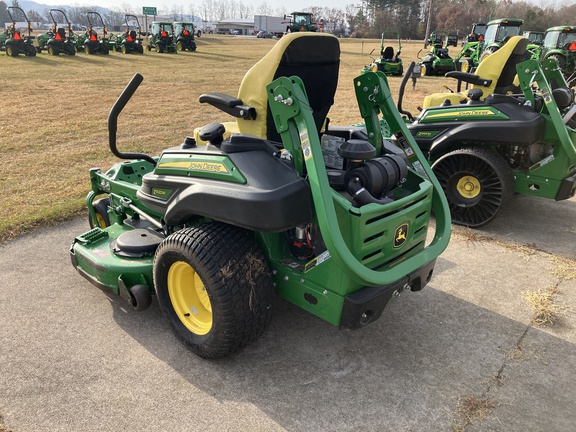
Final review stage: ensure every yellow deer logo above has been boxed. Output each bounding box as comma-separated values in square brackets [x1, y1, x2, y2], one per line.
[394, 223, 409, 248]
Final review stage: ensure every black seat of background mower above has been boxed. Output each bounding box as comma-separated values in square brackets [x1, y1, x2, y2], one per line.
[57, 28, 66, 40]
[383, 46, 394, 60]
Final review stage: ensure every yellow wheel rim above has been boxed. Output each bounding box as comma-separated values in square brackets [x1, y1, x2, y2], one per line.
[168, 261, 212, 335]
[461, 61, 469, 73]
[457, 175, 481, 199]
[95, 213, 107, 228]
[420, 64, 426, 75]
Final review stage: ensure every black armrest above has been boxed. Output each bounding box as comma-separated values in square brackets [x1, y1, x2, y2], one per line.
[198, 92, 257, 120]
[445, 71, 492, 87]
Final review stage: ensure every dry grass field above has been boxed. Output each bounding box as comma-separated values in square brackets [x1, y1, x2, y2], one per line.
[0, 35, 454, 242]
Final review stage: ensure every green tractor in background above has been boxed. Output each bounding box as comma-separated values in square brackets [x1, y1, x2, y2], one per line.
[479, 18, 524, 60]
[36, 9, 76, 56]
[285, 12, 317, 32]
[455, 23, 486, 72]
[147, 22, 177, 53]
[455, 19, 524, 72]
[2, 6, 36, 57]
[363, 31, 403, 76]
[462, 23, 486, 45]
[523, 30, 545, 60]
[418, 30, 456, 76]
[398, 36, 576, 227]
[174, 22, 197, 52]
[81, 11, 110, 54]
[540, 26, 576, 80]
[69, 33, 450, 359]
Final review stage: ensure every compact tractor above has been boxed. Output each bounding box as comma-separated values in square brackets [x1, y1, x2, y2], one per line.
[398, 36, 576, 227]
[36, 9, 76, 56]
[1, 7, 36, 57]
[147, 22, 177, 53]
[363, 31, 403, 76]
[116, 15, 144, 54]
[174, 22, 197, 52]
[285, 12, 317, 33]
[479, 18, 524, 61]
[81, 11, 110, 54]
[540, 26, 576, 79]
[523, 30, 545, 60]
[70, 33, 450, 359]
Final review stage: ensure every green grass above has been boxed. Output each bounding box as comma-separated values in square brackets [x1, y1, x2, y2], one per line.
[0, 35, 448, 242]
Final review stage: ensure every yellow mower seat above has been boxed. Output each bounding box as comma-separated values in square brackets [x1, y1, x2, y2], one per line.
[195, 32, 340, 144]
[423, 36, 529, 108]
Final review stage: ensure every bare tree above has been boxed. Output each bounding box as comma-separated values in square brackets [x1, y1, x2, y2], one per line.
[257, 2, 273, 16]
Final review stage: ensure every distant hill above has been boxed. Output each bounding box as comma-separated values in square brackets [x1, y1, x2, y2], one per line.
[19, 1, 110, 15]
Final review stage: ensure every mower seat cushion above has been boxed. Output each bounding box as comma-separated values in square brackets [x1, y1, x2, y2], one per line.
[236, 32, 340, 141]
[473, 36, 529, 97]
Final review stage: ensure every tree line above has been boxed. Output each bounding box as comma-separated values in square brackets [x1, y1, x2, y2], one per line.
[2, 0, 576, 39]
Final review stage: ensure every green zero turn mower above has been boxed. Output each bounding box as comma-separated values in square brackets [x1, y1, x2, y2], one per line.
[36, 9, 76, 56]
[363, 31, 403, 76]
[398, 36, 576, 227]
[3, 7, 36, 57]
[70, 33, 451, 359]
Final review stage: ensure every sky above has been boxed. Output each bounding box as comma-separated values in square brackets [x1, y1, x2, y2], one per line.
[44, 0, 355, 16]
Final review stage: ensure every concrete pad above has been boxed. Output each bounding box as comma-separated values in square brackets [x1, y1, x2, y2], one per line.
[0, 197, 575, 431]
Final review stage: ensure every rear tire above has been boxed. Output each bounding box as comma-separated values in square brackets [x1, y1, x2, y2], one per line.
[432, 147, 514, 227]
[549, 55, 566, 73]
[154, 222, 275, 359]
[48, 45, 59, 56]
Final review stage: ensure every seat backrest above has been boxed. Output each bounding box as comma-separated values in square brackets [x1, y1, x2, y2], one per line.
[236, 32, 340, 142]
[383, 46, 394, 60]
[473, 36, 529, 97]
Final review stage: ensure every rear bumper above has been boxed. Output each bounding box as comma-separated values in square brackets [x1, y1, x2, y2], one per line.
[340, 258, 436, 330]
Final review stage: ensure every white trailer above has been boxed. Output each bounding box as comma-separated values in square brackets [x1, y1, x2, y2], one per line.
[254, 15, 286, 37]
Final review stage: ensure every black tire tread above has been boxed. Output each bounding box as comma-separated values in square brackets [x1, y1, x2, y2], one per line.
[154, 222, 274, 359]
[432, 147, 514, 227]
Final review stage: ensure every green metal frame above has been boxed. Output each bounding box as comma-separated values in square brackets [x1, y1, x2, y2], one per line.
[514, 58, 576, 198]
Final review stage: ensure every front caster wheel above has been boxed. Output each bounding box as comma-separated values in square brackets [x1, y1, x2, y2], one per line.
[129, 284, 152, 311]
[432, 147, 514, 227]
[154, 223, 275, 359]
[88, 198, 111, 228]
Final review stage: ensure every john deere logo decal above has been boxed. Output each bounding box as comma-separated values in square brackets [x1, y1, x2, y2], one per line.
[394, 223, 409, 248]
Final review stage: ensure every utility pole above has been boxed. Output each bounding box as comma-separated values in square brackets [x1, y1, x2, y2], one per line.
[424, 0, 432, 48]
